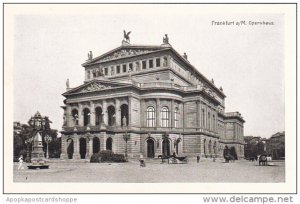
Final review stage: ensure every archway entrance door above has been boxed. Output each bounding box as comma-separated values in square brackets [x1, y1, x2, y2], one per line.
[93, 137, 100, 153]
[147, 139, 155, 158]
[162, 139, 170, 156]
[79, 138, 86, 159]
[67, 139, 74, 159]
[106, 137, 113, 151]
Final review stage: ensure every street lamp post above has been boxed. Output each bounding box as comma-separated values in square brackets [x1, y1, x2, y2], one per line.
[44, 135, 52, 159]
[123, 131, 130, 159]
[27, 111, 49, 169]
[24, 137, 33, 162]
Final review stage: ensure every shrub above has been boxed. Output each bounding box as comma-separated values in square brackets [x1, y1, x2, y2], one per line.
[90, 150, 127, 163]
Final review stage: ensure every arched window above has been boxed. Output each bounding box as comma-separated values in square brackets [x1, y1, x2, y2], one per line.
[72, 109, 79, 126]
[95, 107, 102, 126]
[146, 107, 155, 127]
[161, 107, 169, 127]
[174, 107, 179, 128]
[83, 108, 90, 126]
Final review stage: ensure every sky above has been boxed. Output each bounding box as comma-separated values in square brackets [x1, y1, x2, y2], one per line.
[12, 5, 284, 138]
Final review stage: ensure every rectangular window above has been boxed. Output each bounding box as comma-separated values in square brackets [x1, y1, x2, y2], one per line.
[149, 59, 153, 68]
[142, 60, 147, 69]
[104, 68, 108, 75]
[156, 58, 161, 67]
[122, 64, 127, 73]
[117, 65, 121, 73]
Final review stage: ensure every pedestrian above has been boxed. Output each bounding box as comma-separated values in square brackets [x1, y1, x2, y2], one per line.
[139, 154, 145, 167]
[197, 155, 200, 163]
[212, 156, 216, 162]
[18, 155, 24, 170]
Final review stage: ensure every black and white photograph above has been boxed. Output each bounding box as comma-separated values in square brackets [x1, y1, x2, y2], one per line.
[3, 3, 297, 195]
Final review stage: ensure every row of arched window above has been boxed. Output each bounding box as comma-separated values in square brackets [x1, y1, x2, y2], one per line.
[70, 104, 129, 127]
[146, 106, 179, 128]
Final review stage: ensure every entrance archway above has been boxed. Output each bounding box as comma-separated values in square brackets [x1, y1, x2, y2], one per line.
[230, 147, 238, 160]
[147, 139, 155, 158]
[162, 138, 170, 156]
[106, 137, 113, 151]
[79, 138, 86, 159]
[93, 137, 100, 153]
[108, 106, 116, 126]
[120, 104, 129, 127]
[67, 138, 74, 159]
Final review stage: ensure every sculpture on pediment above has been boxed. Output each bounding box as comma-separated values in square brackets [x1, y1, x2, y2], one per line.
[163, 34, 169, 44]
[80, 82, 111, 93]
[88, 51, 93, 60]
[123, 30, 131, 43]
[66, 79, 70, 89]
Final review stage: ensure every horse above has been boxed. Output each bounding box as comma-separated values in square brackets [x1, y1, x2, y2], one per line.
[224, 154, 235, 163]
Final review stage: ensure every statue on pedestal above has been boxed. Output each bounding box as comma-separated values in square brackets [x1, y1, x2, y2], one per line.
[163, 34, 169, 44]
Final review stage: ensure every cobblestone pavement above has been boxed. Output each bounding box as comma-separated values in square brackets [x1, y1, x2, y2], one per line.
[13, 158, 285, 183]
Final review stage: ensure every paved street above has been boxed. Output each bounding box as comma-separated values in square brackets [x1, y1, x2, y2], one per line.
[13, 158, 285, 183]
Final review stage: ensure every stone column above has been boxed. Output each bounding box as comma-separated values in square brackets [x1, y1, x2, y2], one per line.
[196, 101, 200, 130]
[60, 135, 67, 159]
[115, 98, 121, 126]
[141, 99, 145, 127]
[78, 103, 83, 127]
[199, 136, 206, 158]
[85, 137, 90, 159]
[156, 98, 160, 127]
[171, 100, 174, 128]
[90, 102, 95, 126]
[66, 106, 72, 127]
[89, 138, 93, 156]
[199, 102, 203, 129]
[102, 100, 108, 125]
[73, 134, 81, 159]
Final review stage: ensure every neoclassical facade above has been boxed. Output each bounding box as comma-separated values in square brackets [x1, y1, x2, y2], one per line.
[60, 35, 245, 160]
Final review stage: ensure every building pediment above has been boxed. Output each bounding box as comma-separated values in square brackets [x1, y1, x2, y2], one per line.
[63, 80, 131, 96]
[83, 45, 166, 66]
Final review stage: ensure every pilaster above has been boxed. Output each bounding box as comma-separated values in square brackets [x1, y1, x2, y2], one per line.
[156, 98, 160, 127]
[78, 103, 83, 126]
[73, 134, 81, 159]
[90, 101, 95, 126]
[115, 98, 121, 126]
[171, 100, 174, 128]
[102, 100, 108, 125]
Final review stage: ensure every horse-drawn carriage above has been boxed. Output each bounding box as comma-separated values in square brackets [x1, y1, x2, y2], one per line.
[158, 155, 189, 164]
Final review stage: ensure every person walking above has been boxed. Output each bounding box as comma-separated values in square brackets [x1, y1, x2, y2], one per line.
[197, 155, 200, 163]
[18, 155, 24, 170]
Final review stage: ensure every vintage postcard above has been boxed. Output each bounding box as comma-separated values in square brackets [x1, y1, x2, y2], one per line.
[3, 3, 296, 194]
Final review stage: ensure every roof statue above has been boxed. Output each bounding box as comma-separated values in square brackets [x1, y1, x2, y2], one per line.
[183, 52, 188, 60]
[66, 78, 70, 89]
[163, 34, 169, 44]
[123, 30, 131, 43]
[88, 51, 93, 61]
